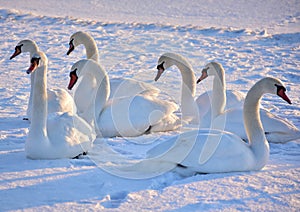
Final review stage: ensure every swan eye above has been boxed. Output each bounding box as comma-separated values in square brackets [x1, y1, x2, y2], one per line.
[275, 84, 286, 94]
[202, 67, 209, 73]
[157, 61, 165, 71]
[15, 44, 23, 51]
[70, 69, 78, 77]
[69, 38, 74, 46]
[30, 56, 40, 66]
[67, 39, 75, 55]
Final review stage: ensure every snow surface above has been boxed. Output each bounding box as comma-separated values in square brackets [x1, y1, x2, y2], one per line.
[0, 0, 300, 211]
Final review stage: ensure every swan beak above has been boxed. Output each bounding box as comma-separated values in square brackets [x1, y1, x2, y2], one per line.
[26, 60, 38, 74]
[68, 70, 78, 90]
[196, 69, 208, 84]
[277, 88, 292, 104]
[67, 42, 75, 55]
[155, 68, 164, 81]
[10, 46, 21, 60]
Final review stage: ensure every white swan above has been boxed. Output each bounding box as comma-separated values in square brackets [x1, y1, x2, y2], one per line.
[155, 53, 244, 124]
[68, 59, 180, 137]
[25, 52, 94, 159]
[10, 40, 74, 120]
[116, 77, 292, 177]
[66, 31, 160, 100]
[197, 62, 300, 143]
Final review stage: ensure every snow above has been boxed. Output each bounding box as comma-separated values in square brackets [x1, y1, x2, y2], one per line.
[0, 0, 300, 211]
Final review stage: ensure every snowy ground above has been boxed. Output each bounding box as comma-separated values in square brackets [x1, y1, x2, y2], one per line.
[0, 0, 300, 211]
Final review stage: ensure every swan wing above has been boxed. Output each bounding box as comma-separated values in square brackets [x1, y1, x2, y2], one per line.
[47, 88, 74, 114]
[213, 107, 300, 143]
[98, 95, 179, 137]
[47, 112, 94, 156]
[260, 108, 300, 143]
[109, 77, 160, 99]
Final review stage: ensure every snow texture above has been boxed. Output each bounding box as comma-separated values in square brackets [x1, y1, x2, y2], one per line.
[0, 0, 299, 211]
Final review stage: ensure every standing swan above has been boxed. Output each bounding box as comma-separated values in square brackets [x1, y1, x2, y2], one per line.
[25, 52, 94, 159]
[117, 77, 292, 177]
[155, 53, 244, 124]
[197, 62, 300, 143]
[68, 59, 180, 137]
[10, 40, 74, 120]
[66, 31, 160, 100]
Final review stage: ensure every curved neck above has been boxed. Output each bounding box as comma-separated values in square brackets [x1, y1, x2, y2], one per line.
[211, 67, 226, 119]
[175, 62, 198, 122]
[22, 41, 39, 57]
[76, 63, 110, 128]
[175, 62, 199, 124]
[28, 46, 39, 57]
[29, 60, 48, 139]
[79, 35, 99, 62]
[243, 81, 269, 167]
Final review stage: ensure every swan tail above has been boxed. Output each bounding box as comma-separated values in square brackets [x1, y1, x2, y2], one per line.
[265, 130, 300, 143]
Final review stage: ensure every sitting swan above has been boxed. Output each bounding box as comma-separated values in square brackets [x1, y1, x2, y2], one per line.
[25, 52, 94, 159]
[66, 31, 159, 100]
[197, 62, 300, 143]
[68, 59, 180, 137]
[116, 77, 292, 177]
[10, 40, 74, 120]
[155, 53, 244, 124]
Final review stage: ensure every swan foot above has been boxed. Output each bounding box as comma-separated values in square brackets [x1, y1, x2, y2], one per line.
[144, 126, 152, 134]
[72, 151, 88, 159]
[23, 117, 29, 121]
[177, 163, 187, 168]
[176, 164, 208, 176]
[195, 172, 208, 175]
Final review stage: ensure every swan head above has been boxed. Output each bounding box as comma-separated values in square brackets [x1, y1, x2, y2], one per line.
[155, 53, 193, 81]
[26, 53, 41, 74]
[155, 53, 179, 81]
[196, 62, 224, 84]
[68, 59, 98, 90]
[254, 77, 292, 104]
[67, 31, 89, 55]
[10, 39, 38, 60]
[251, 77, 292, 104]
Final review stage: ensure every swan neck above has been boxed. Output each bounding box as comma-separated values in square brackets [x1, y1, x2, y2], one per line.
[176, 63, 197, 120]
[178, 63, 196, 97]
[243, 83, 269, 167]
[211, 69, 226, 118]
[29, 61, 48, 138]
[76, 63, 110, 130]
[81, 35, 99, 62]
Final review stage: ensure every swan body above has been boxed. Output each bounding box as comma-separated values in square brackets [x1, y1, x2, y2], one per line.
[195, 89, 245, 121]
[67, 31, 159, 100]
[25, 52, 94, 159]
[10, 40, 74, 120]
[197, 62, 300, 143]
[155, 53, 244, 124]
[119, 77, 292, 176]
[68, 59, 180, 137]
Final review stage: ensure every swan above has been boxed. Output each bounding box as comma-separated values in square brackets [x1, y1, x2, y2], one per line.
[10, 40, 74, 120]
[115, 77, 292, 177]
[66, 31, 160, 100]
[68, 59, 180, 137]
[25, 52, 94, 159]
[197, 62, 300, 143]
[155, 53, 244, 124]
